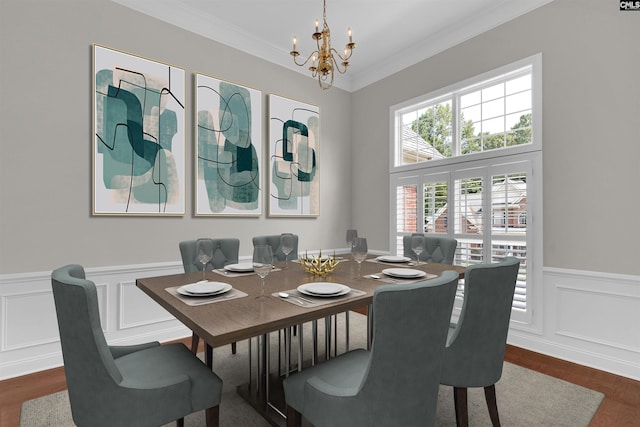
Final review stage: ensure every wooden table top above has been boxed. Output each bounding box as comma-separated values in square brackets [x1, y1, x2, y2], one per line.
[136, 256, 465, 349]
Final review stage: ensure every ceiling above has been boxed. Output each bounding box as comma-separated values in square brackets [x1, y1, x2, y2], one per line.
[113, 0, 553, 92]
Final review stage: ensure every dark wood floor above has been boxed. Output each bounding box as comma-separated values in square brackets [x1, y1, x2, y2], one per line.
[1, 338, 638, 427]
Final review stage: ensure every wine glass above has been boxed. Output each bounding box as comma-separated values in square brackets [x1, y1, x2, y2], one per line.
[280, 233, 294, 269]
[411, 235, 425, 265]
[351, 237, 368, 279]
[253, 245, 273, 300]
[195, 238, 214, 281]
[346, 229, 358, 248]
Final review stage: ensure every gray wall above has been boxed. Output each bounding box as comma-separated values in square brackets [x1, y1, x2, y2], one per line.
[2, 0, 639, 277]
[0, 0, 352, 274]
[351, 0, 640, 275]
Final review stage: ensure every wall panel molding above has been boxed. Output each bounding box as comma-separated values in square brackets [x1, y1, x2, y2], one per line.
[2, 289, 59, 351]
[508, 266, 640, 380]
[555, 285, 639, 353]
[118, 281, 175, 330]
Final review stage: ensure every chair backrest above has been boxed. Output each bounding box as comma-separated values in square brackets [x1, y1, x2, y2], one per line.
[441, 257, 520, 387]
[403, 234, 457, 264]
[359, 270, 459, 426]
[51, 265, 122, 420]
[252, 234, 299, 261]
[179, 238, 240, 272]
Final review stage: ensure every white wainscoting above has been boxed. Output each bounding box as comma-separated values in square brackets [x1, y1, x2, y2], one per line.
[0, 262, 190, 380]
[1, 262, 639, 380]
[508, 267, 640, 380]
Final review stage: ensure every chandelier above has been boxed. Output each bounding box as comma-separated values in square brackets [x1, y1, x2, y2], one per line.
[290, 0, 356, 90]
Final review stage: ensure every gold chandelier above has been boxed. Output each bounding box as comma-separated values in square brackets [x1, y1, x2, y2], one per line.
[290, 0, 356, 90]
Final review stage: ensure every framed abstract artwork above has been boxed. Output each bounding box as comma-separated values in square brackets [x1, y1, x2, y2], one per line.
[195, 74, 262, 216]
[92, 44, 186, 215]
[268, 94, 320, 217]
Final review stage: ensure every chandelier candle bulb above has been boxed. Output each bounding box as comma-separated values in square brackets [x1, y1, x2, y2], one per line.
[311, 55, 316, 68]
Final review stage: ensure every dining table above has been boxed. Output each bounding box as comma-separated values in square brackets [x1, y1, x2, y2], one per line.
[136, 254, 465, 425]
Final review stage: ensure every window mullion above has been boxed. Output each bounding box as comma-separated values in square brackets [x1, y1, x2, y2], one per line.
[481, 167, 492, 262]
[452, 95, 460, 157]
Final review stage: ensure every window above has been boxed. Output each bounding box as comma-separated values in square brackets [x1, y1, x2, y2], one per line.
[393, 57, 539, 167]
[519, 212, 527, 225]
[400, 100, 452, 163]
[389, 55, 542, 324]
[460, 73, 532, 155]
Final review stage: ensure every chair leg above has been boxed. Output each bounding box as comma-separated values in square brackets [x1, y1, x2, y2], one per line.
[205, 344, 213, 368]
[176, 418, 184, 427]
[286, 405, 302, 427]
[205, 405, 220, 427]
[231, 341, 237, 354]
[453, 387, 469, 427]
[190, 332, 200, 353]
[484, 384, 501, 427]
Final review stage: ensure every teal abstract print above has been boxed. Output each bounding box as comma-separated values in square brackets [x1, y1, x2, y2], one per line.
[196, 74, 262, 216]
[92, 45, 185, 215]
[268, 94, 320, 217]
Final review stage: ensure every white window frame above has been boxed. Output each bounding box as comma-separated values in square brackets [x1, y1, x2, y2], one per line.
[390, 54, 542, 171]
[389, 54, 542, 329]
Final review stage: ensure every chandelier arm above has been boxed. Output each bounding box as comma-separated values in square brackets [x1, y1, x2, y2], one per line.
[329, 47, 352, 62]
[291, 50, 320, 67]
[328, 49, 349, 74]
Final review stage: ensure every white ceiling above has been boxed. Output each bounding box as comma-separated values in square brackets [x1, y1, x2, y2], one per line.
[112, 0, 553, 92]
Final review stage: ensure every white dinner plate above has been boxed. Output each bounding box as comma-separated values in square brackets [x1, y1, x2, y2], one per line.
[224, 262, 254, 272]
[381, 268, 427, 279]
[376, 255, 412, 263]
[177, 281, 232, 297]
[297, 282, 351, 297]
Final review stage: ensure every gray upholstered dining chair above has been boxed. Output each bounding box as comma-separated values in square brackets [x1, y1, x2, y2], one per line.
[403, 233, 458, 264]
[179, 238, 240, 273]
[179, 238, 240, 355]
[440, 257, 520, 427]
[51, 264, 223, 427]
[252, 234, 299, 261]
[283, 270, 459, 427]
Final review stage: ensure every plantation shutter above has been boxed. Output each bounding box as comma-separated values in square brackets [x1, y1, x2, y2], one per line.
[392, 159, 534, 322]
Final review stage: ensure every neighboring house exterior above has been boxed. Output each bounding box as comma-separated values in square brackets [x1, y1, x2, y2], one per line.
[401, 127, 445, 164]
[428, 178, 527, 234]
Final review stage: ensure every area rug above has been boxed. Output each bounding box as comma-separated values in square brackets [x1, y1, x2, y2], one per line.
[20, 314, 603, 426]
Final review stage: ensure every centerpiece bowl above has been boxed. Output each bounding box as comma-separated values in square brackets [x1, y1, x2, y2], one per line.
[300, 251, 340, 276]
